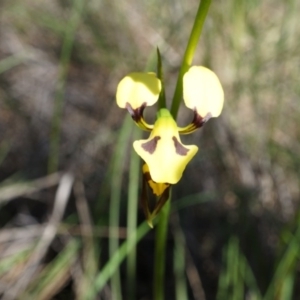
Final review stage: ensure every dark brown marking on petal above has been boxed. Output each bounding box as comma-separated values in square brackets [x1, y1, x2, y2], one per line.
[191, 110, 205, 128]
[142, 136, 161, 154]
[192, 109, 212, 128]
[172, 137, 189, 156]
[125, 102, 147, 122]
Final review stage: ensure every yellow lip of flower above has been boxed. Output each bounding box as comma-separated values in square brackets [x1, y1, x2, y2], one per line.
[133, 109, 198, 184]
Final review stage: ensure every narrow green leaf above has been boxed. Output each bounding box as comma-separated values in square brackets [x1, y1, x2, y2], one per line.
[109, 115, 133, 300]
[126, 125, 142, 300]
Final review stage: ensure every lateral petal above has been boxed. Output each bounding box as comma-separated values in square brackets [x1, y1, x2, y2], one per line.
[183, 66, 224, 118]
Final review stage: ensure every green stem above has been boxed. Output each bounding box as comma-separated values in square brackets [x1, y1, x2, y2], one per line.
[154, 196, 171, 300]
[170, 0, 212, 119]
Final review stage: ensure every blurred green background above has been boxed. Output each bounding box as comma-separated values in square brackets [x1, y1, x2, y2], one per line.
[0, 0, 300, 299]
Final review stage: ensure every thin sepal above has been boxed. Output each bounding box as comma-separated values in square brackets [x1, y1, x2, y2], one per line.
[141, 169, 171, 228]
[141, 171, 154, 228]
[150, 186, 171, 221]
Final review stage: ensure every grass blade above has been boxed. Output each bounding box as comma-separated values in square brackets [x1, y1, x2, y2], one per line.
[24, 239, 80, 299]
[109, 115, 133, 300]
[126, 125, 141, 300]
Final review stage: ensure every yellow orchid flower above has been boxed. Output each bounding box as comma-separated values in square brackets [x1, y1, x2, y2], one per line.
[116, 66, 224, 225]
[134, 109, 198, 184]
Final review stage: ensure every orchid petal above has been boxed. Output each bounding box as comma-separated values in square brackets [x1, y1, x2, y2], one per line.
[183, 66, 224, 118]
[116, 72, 161, 109]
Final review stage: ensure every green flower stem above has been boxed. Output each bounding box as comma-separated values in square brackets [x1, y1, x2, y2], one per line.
[154, 195, 171, 300]
[154, 1, 212, 299]
[170, 0, 212, 119]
